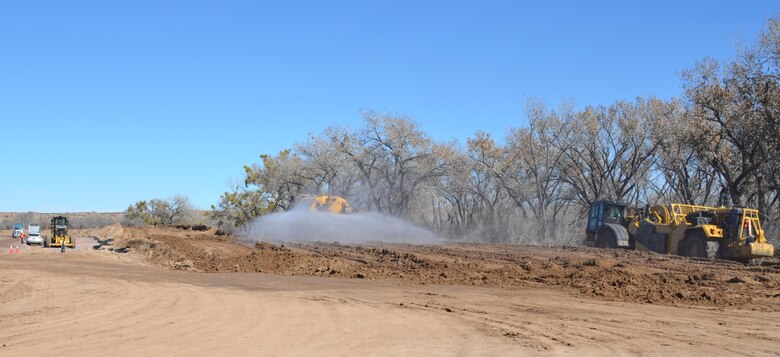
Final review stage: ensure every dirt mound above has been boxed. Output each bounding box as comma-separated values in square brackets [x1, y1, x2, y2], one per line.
[74, 223, 128, 241]
[88, 227, 780, 309]
[92, 226, 252, 271]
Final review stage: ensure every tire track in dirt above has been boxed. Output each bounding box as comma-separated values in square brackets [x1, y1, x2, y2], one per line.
[1, 255, 522, 356]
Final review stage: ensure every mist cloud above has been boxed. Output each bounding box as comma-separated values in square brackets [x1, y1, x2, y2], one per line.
[241, 209, 442, 245]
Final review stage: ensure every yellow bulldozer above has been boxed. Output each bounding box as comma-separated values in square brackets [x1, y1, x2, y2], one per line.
[296, 195, 353, 214]
[44, 215, 76, 248]
[585, 201, 774, 262]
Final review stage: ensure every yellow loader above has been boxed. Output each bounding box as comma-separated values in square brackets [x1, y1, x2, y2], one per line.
[296, 195, 353, 214]
[44, 216, 76, 248]
[585, 200, 774, 263]
[629, 204, 773, 262]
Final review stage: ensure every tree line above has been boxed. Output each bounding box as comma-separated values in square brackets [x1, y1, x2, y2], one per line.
[211, 17, 780, 246]
[2, 212, 121, 230]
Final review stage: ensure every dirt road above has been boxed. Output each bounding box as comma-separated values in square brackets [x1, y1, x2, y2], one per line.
[1, 232, 779, 356]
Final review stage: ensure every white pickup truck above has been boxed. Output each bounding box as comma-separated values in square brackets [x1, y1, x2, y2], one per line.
[26, 224, 43, 245]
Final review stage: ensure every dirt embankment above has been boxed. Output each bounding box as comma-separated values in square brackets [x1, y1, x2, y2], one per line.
[85, 225, 780, 309]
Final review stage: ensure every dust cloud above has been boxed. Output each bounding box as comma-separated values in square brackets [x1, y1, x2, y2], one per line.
[241, 208, 442, 245]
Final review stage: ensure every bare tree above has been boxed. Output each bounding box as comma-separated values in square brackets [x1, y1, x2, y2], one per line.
[496, 101, 573, 243]
[649, 98, 719, 204]
[296, 134, 360, 199]
[560, 100, 658, 209]
[125, 195, 197, 226]
[328, 111, 447, 217]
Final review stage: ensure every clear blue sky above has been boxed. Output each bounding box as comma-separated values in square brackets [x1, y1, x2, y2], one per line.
[1, 1, 776, 212]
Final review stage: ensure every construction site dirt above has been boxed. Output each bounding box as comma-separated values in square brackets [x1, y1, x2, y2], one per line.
[1, 225, 779, 356]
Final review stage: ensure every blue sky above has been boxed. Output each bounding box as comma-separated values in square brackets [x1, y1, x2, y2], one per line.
[1, 1, 776, 212]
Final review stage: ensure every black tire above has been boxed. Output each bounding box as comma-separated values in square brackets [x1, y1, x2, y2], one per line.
[705, 240, 719, 259]
[681, 231, 719, 259]
[739, 258, 764, 266]
[595, 228, 618, 249]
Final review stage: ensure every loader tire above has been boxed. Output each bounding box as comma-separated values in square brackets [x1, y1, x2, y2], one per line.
[705, 241, 719, 259]
[595, 227, 618, 249]
[682, 231, 719, 259]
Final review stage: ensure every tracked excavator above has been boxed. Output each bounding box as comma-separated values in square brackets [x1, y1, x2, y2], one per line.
[585, 200, 774, 263]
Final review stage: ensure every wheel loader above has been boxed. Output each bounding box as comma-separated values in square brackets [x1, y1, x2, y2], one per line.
[44, 216, 76, 249]
[585, 201, 774, 262]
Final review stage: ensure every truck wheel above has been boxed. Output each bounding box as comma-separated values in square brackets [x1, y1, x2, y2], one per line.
[682, 231, 719, 259]
[705, 240, 719, 259]
[595, 228, 618, 249]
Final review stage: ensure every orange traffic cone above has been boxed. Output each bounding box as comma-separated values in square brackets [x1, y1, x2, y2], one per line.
[9, 246, 13, 254]
[15, 245, 21, 254]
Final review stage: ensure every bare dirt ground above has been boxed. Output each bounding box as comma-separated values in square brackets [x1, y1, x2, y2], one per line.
[1, 226, 779, 356]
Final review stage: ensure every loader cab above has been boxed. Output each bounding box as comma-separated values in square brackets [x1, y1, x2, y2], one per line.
[51, 216, 69, 238]
[586, 200, 626, 236]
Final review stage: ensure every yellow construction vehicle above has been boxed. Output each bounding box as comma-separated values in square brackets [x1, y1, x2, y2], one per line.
[586, 201, 774, 262]
[629, 204, 773, 261]
[296, 195, 353, 214]
[44, 216, 76, 248]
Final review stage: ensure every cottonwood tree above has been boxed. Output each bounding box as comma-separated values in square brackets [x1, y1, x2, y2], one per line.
[682, 17, 780, 242]
[243, 150, 310, 211]
[430, 142, 469, 233]
[329, 111, 448, 217]
[649, 98, 718, 205]
[496, 101, 573, 243]
[434, 138, 512, 240]
[295, 134, 360, 200]
[125, 195, 197, 226]
[464, 133, 514, 241]
[210, 182, 270, 230]
[560, 100, 658, 209]
[433, 132, 512, 241]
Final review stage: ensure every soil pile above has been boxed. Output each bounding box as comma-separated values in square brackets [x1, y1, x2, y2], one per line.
[90, 226, 780, 309]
